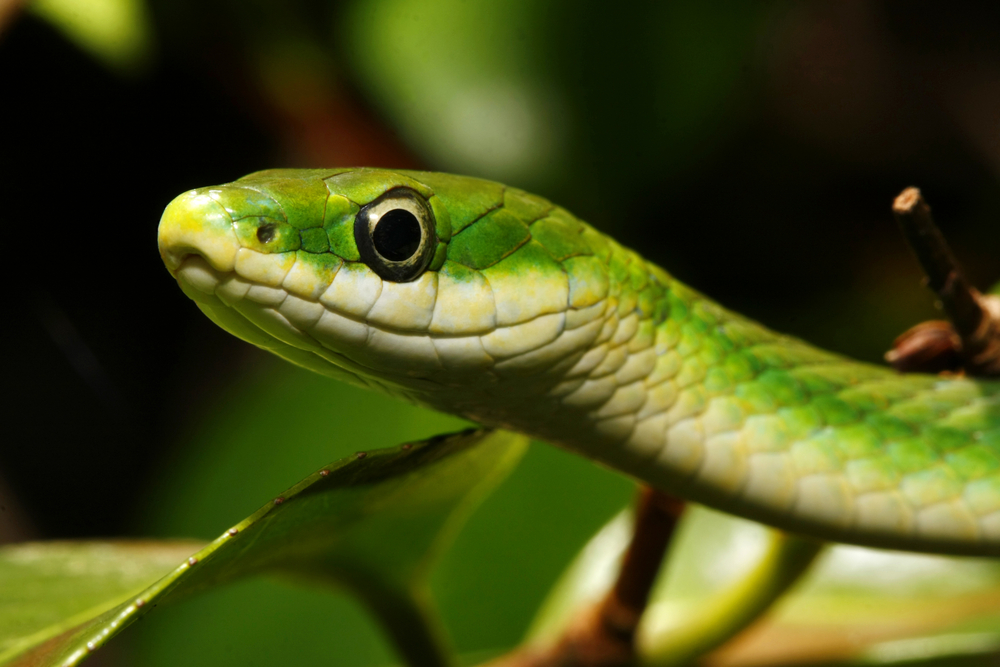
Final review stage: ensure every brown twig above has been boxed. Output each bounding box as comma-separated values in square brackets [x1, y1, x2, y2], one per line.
[485, 488, 683, 667]
[888, 187, 1000, 376]
[885, 320, 963, 375]
[603, 489, 684, 640]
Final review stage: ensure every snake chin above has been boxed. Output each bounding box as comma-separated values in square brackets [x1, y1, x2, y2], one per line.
[170, 254, 452, 397]
[175, 255, 225, 303]
[170, 249, 610, 415]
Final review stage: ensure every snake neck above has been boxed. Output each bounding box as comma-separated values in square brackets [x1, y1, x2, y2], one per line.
[426, 239, 848, 465]
[423, 238, 1000, 556]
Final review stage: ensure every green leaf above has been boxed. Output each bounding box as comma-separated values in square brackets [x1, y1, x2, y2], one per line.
[0, 541, 205, 663]
[0, 428, 528, 667]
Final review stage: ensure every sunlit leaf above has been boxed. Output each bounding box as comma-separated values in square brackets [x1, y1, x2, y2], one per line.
[0, 541, 203, 663]
[28, 0, 152, 74]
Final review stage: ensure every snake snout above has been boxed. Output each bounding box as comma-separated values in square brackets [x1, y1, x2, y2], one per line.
[157, 189, 239, 275]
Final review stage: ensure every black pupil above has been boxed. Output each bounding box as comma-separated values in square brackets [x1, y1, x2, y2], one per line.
[372, 209, 421, 261]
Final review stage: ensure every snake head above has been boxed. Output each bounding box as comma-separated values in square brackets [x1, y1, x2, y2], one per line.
[158, 168, 628, 408]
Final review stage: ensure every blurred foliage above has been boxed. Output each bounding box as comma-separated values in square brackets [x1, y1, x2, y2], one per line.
[530, 509, 824, 665]
[4, 0, 1000, 665]
[126, 359, 634, 664]
[533, 507, 1000, 665]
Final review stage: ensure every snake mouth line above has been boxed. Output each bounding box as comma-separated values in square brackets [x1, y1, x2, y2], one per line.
[173, 253, 612, 393]
[174, 254, 452, 338]
[174, 255, 513, 396]
[173, 250, 607, 338]
[174, 255, 438, 381]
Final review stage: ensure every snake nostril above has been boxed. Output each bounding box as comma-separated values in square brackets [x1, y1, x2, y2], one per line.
[257, 222, 277, 244]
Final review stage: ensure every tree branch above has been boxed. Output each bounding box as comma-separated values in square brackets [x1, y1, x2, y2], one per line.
[888, 187, 1000, 376]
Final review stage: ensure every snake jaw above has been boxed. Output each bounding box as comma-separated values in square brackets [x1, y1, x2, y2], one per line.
[156, 170, 610, 397]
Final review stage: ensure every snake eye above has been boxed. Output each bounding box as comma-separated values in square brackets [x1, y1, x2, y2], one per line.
[372, 209, 421, 261]
[355, 188, 436, 282]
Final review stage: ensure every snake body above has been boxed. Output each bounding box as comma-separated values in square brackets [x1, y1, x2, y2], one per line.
[158, 168, 1000, 556]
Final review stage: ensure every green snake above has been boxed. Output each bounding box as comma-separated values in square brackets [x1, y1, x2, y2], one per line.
[157, 168, 1000, 557]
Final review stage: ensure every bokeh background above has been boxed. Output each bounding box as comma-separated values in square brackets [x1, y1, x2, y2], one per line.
[3, 1, 1000, 664]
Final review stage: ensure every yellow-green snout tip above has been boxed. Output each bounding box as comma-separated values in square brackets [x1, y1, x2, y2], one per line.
[158, 189, 241, 300]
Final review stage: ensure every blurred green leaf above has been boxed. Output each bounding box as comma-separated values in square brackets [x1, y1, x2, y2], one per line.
[28, 0, 153, 74]
[724, 543, 1000, 666]
[528, 506, 1000, 666]
[853, 632, 1000, 666]
[526, 509, 633, 644]
[525, 506, 820, 666]
[432, 442, 634, 656]
[341, 0, 556, 184]
[340, 0, 767, 219]
[0, 428, 528, 667]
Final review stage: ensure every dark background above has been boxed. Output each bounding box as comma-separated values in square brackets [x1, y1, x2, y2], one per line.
[3, 1, 1000, 663]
